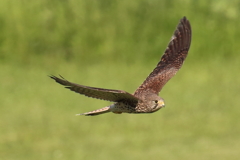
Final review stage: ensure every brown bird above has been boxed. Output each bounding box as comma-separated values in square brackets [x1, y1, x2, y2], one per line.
[50, 17, 191, 116]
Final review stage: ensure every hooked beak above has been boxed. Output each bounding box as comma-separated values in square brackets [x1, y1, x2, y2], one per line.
[158, 100, 165, 108]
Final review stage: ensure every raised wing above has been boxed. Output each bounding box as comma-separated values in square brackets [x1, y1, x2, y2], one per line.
[134, 17, 191, 96]
[50, 75, 139, 103]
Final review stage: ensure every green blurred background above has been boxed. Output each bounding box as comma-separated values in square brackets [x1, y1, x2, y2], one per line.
[1, 0, 240, 159]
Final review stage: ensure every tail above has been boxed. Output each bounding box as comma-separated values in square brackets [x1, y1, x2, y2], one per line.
[76, 106, 111, 116]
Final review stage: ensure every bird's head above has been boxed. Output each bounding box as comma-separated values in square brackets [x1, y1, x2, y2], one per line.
[145, 94, 165, 112]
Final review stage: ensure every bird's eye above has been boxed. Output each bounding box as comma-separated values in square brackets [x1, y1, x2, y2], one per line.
[154, 100, 158, 104]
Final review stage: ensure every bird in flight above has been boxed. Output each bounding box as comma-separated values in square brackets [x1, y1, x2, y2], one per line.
[50, 17, 191, 116]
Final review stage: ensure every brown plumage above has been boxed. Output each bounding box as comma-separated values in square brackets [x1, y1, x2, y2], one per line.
[134, 17, 191, 96]
[50, 17, 191, 116]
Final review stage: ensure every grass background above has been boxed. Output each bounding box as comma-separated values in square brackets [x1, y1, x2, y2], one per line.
[1, 0, 240, 159]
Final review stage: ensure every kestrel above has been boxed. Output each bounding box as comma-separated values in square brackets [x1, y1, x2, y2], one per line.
[50, 17, 191, 116]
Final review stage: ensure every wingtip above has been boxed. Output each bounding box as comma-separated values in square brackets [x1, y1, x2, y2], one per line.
[58, 74, 65, 79]
[180, 16, 190, 27]
[48, 74, 55, 78]
[48, 75, 59, 80]
[50, 74, 65, 78]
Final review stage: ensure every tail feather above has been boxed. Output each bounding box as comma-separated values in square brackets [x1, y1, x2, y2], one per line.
[76, 106, 110, 116]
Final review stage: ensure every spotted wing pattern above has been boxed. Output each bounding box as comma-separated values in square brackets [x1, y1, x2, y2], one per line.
[50, 75, 139, 103]
[134, 17, 191, 96]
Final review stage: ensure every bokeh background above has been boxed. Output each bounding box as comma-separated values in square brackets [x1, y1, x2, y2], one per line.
[1, 0, 240, 159]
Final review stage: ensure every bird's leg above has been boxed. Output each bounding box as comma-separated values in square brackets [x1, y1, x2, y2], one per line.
[113, 112, 122, 114]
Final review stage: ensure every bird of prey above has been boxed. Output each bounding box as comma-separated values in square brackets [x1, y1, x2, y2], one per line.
[50, 17, 191, 116]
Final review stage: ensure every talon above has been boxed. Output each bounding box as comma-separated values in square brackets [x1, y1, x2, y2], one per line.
[113, 112, 122, 114]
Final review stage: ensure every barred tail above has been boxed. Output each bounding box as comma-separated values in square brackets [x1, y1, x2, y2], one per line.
[76, 106, 110, 116]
